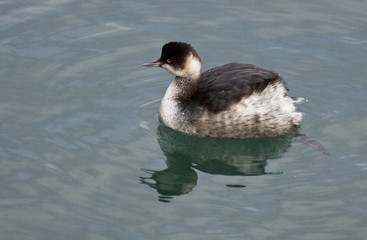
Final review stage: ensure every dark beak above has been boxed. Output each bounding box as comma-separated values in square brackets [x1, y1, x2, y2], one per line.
[142, 59, 162, 67]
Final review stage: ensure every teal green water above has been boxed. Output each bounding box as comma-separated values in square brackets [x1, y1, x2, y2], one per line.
[1, 1, 367, 239]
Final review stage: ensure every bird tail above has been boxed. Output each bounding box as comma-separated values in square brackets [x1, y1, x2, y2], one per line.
[291, 96, 307, 103]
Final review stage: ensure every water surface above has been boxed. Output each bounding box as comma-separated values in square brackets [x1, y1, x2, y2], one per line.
[1, 0, 367, 239]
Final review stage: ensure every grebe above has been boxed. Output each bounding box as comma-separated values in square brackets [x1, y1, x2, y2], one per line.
[143, 42, 304, 138]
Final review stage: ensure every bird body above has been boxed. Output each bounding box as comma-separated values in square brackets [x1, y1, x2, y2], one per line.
[143, 42, 303, 138]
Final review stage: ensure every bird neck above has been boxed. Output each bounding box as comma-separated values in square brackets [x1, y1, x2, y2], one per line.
[164, 54, 202, 100]
[172, 76, 199, 99]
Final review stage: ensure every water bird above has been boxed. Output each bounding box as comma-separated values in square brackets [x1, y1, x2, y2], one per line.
[143, 41, 306, 139]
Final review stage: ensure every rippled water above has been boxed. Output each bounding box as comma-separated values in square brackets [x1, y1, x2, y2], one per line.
[1, 0, 367, 239]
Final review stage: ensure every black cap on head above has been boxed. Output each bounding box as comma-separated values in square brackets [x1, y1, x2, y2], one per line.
[142, 42, 201, 70]
[159, 42, 200, 68]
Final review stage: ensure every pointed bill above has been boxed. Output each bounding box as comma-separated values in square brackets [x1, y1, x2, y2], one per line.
[142, 59, 162, 67]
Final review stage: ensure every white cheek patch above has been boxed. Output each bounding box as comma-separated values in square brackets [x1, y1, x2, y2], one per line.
[162, 64, 185, 76]
[185, 55, 201, 78]
[161, 54, 202, 79]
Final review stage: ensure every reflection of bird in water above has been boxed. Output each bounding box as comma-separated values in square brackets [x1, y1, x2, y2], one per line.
[140, 155, 197, 203]
[157, 125, 293, 174]
[140, 125, 294, 202]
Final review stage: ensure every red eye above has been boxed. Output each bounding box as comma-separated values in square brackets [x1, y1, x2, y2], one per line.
[166, 59, 172, 63]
